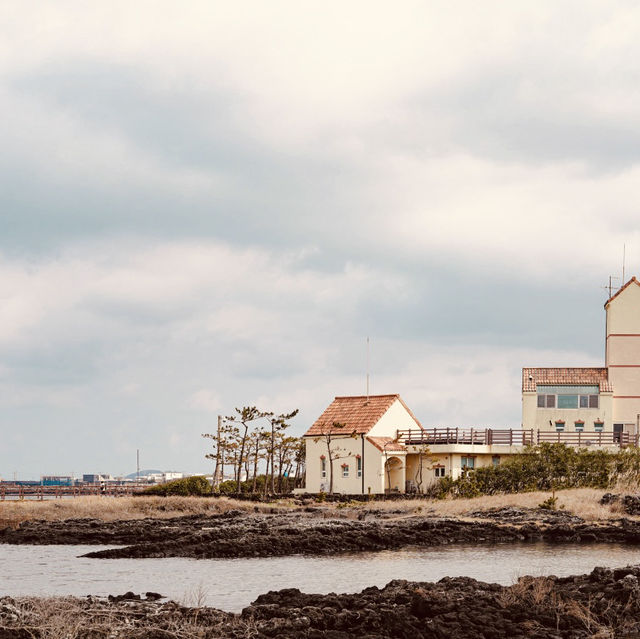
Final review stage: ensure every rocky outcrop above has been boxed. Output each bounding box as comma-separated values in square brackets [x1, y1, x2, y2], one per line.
[601, 493, 640, 515]
[3, 566, 640, 637]
[4, 508, 640, 559]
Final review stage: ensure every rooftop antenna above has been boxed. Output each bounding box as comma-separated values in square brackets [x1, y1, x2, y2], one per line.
[623, 243, 626, 285]
[366, 336, 370, 403]
[602, 275, 620, 298]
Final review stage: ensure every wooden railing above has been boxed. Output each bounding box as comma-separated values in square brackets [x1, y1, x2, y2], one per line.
[0, 483, 145, 501]
[396, 428, 535, 447]
[395, 428, 640, 448]
[536, 430, 640, 447]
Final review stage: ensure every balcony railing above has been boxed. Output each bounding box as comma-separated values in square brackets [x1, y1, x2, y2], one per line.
[396, 428, 535, 447]
[395, 428, 640, 448]
[536, 430, 639, 447]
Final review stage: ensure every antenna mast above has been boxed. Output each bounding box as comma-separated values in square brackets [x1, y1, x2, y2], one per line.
[623, 243, 626, 284]
[602, 275, 620, 298]
[366, 337, 370, 402]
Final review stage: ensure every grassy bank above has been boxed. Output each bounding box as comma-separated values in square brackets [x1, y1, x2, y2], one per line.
[0, 495, 295, 529]
[0, 486, 635, 528]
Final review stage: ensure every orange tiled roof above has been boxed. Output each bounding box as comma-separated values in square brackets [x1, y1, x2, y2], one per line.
[605, 276, 640, 308]
[304, 394, 420, 437]
[522, 368, 612, 392]
[367, 436, 407, 452]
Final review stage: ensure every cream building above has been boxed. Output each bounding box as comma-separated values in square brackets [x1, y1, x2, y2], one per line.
[523, 276, 640, 445]
[303, 394, 526, 495]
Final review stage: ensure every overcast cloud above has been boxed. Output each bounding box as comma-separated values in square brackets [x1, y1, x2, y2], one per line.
[1, 1, 639, 478]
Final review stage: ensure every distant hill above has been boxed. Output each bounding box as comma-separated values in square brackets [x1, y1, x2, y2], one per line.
[124, 469, 165, 479]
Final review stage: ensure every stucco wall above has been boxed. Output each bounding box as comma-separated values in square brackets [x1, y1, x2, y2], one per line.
[606, 283, 640, 425]
[368, 398, 420, 437]
[523, 391, 613, 432]
[304, 435, 396, 494]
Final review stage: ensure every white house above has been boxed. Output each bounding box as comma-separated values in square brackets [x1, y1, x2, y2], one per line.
[303, 394, 525, 494]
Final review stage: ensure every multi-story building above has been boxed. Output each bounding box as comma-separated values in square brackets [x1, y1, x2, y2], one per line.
[523, 277, 640, 444]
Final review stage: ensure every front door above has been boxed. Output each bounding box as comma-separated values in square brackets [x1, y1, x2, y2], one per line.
[614, 423, 623, 443]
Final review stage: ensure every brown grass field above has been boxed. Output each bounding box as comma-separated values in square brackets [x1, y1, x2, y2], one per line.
[0, 487, 634, 528]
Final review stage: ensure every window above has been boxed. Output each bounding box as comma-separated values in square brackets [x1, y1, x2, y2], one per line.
[558, 395, 578, 408]
[537, 392, 598, 409]
[537, 394, 555, 408]
[555, 421, 565, 431]
[342, 464, 349, 478]
[594, 421, 604, 432]
[461, 456, 475, 469]
[434, 466, 446, 477]
[492, 455, 500, 467]
[321, 458, 326, 478]
[575, 421, 584, 431]
[357, 456, 362, 478]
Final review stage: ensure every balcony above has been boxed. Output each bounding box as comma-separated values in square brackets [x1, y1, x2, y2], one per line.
[396, 427, 534, 447]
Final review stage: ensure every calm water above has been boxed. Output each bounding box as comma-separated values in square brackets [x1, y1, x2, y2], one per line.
[1, 543, 640, 612]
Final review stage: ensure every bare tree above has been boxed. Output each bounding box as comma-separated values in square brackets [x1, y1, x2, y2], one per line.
[265, 410, 299, 493]
[225, 407, 268, 495]
[313, 421, 356, 493]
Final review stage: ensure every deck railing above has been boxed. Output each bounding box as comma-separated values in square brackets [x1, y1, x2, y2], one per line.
[395, 428, 640, 448]
[396, 428, 535, 447]
[536, 430, 640, 447]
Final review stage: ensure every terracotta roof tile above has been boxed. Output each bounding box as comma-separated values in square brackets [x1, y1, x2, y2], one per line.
[367, 436, 406, 452]
[304, 394, 417, 437]
[522, 368, 612, 392]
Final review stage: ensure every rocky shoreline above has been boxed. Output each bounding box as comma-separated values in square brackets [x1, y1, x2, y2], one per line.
[3, 565, 640, 637]
[3, 506, 640, 559]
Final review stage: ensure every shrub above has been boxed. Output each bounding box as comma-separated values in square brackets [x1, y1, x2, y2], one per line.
[432, 443, 621, 500]
[143, 476, 212, 497]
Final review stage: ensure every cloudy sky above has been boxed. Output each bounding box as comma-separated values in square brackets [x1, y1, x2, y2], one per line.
[2, 2, 639, 479]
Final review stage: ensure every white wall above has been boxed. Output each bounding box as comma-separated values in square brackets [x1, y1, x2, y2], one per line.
[368, 398, 420, 437]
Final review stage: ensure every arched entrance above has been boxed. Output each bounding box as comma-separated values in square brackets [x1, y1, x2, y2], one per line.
[384, 456, 404, 493]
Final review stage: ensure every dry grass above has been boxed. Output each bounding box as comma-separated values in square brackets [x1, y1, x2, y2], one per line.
[345, 488, 631, 521]
[0, 595, 253, 638]
[0, 495, 296, 528]
[0, 487, 632, 528]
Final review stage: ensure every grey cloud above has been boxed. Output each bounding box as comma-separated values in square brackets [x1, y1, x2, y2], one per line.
[379, 66, 640, 169]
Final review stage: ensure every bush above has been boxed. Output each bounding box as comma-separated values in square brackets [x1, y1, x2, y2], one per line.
[431, 443, 620, 499]
[143, 476, 212, 496]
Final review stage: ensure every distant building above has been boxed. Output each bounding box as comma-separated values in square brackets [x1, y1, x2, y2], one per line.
[82, 474, 113, 483]
[41, 475, 74, 486]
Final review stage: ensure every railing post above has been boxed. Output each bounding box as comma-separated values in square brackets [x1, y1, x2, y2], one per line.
[456, 427, 459, 444]
[509, 429, 513, 446]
